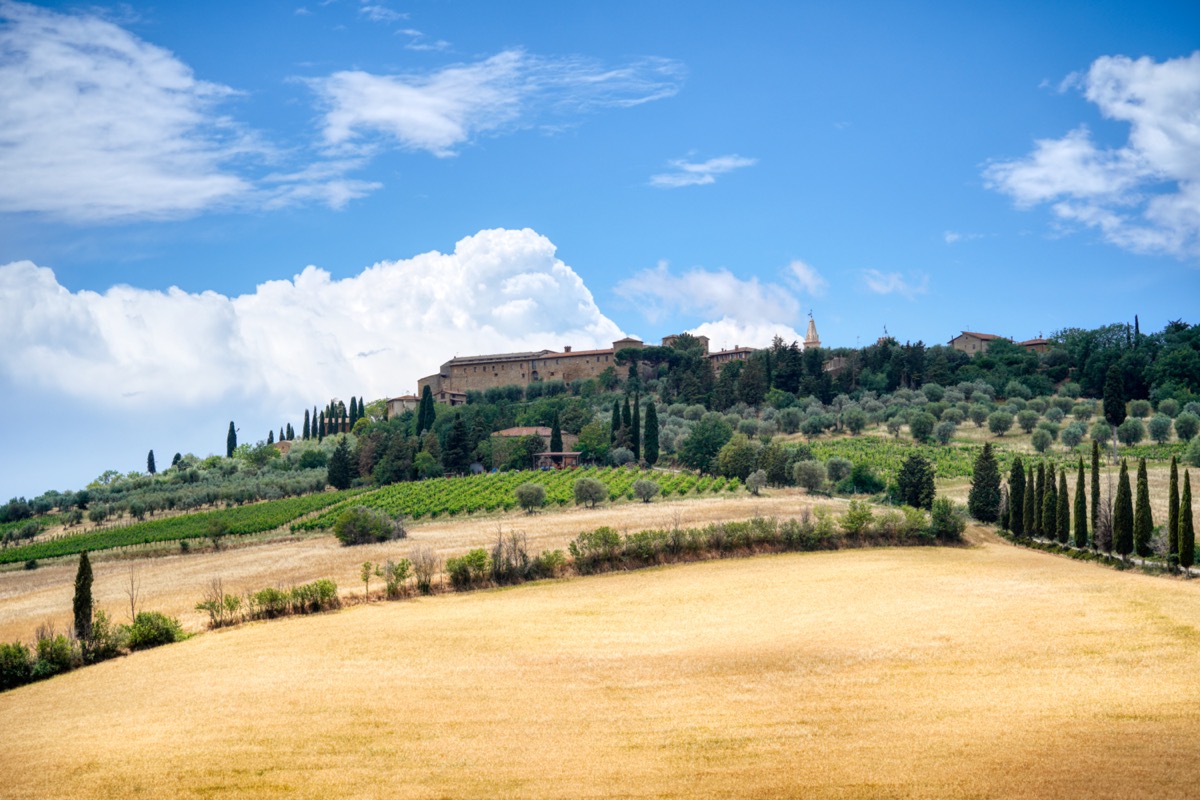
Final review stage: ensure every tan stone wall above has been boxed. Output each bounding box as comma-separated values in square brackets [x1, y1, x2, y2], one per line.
[421, 350, 619, 395]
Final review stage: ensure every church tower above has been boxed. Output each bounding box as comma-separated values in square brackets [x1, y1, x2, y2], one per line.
[804, 312, 821, 349]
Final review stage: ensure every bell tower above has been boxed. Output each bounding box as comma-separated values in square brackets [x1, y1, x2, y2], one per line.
[804, 311, 821, 349]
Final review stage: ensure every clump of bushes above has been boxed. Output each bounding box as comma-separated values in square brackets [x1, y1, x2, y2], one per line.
[196, 578, 340, 627]
[333, 506, 406, 546]
[127, 611, 186, 650]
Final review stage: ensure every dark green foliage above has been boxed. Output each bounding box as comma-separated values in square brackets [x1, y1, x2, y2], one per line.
[333, 505, 406, 545]
[1114, 459, 1134, 556]
[33, 633, 80, 678]
[327, 436, 353, 490]
[929, 498, 966, 541]
[967, 442, 1001, 522]
[838, 463, 885, 495]
[1168, 456, 1180, 563]
[443, 414, 471, 475]
[1090, 440, 1100, 532]
[678, 414, 734, 474]
[445, 548, 492, 590]
[631, 399, 641, 461]
[1034, 462, 1046, 536]
[1074, 458, 1088, 548]
[0, 641, 33, 690]
[172, 452, 182, 468]
[1103, 364, 1126, 429]
[1180, 471, 1194, 569]
[1008, 455, 1025, 536]
[515, 482, 547, 513]
[574, 477, 607, 508]
[72, 552, 93, 647]
[643, 401, 660, 466]
[226, 421, 237, 458]
[1056, 472, 1069, 544]
[897, 453, 935, 510]
[1023, 467, 1035, 538]
[1042, 464, 1057, 541]
[633, 479, 660, 502]
[1134, 457, 1153, 557]
[416, 385, 435, 435]
[147, 450, 156, 475]
[127, 611, 185, 650]
[267, 429, 274, 445]
[549, 412, 563, 454]
[611, 400, 620, 444]
[908, 411, 936, 443]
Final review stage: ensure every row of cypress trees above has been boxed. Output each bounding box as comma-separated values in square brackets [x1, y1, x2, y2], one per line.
[1001, 441, 1194, 568]
[298, 397, 367, 442]
[608, 394, 660, 465]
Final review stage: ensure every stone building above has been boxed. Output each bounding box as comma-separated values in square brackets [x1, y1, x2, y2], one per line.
[949, 331, 1006, 355]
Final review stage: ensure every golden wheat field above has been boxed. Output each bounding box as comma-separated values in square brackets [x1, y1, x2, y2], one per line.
[3, 532, 1200, 799]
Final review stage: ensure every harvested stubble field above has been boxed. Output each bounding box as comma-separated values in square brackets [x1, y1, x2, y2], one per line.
[4, 532, 1200, 799]
[0, 488, 826, 642]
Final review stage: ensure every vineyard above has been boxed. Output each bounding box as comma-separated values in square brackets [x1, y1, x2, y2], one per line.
[0, 490, 360, 565]
[293, 467, 742, 531]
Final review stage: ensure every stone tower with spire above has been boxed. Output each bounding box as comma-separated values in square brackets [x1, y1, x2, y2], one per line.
[804, 312, 821, 349]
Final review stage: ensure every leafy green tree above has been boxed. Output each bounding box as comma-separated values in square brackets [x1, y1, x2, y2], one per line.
[1017, 409, 1040, 433]
[1174, 412, 1199, 443]
[967, 442, 1001, 522]
[716, 434, 762, 481]
[633, 479, 660, 503]
[643, 402, 660, 466]
[550, 412, 563, 453]
[327, 436, 354, 490]
[515, 483, 547, 514]
[793, 460, 827, 492]
[1056, 471, 1070, 544]
[1134, 457, 1153, 556]
[1008, 456, 1026, 536]
[897, 453, 935, 510]
[226, 421, 237, 458]
[1031, 428, 1053, 453]
[1091, 440, 1101, 533]
[577, 421, 610, 464]
[574, 477, 607, 508]
[933, 420, 957, 445]
[1114, 459, 1134, 557]
[73, 552, 93, 653]
[908, 411, 936, 443]
[1180, 471, 1194, 569]
[1042, 463, 1058, 540]
[988, 411, 1014, 437]
[679, 414, 734, 474]
[267, 429, 274, 445]
[1168, 456, 1180, 567]
[1074, 458, 1088, 548]
[1117, 418, 1144, 446]
[746, 469, 768, 496]
[1103, 363, 1125, 457]
[1148, 414, 1173, 444]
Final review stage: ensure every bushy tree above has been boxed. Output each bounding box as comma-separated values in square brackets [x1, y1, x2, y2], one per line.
[1113, 459, 1134, 557]
[1017, 409, 1040, 433]
[1148, 414, 1173, 444]
[908, 411, 936, 443]
[574, 477, 607, 508]
[930, 497, 966, 541]
[897, 453, 935, 510]
[746, 470, 768, 496]
[793, 460, 827, 492]
[716, 434, 761, 481]
[1008, 456, 1026, 536]
[967, 442, 1001, 522]
[1031, 428, 1053, 453]
[515, 483, 547, 514]
[1117, 418, 1145, 446]
[988, 411, 1014, 436]
[933, 420, 957, 445]
[333, 506, 406, 545]
[678, 414, 733, 474]
[1134, 457, 1153, 557]
[633, 479, 660, 503]
[1174, 412, 1199, 443]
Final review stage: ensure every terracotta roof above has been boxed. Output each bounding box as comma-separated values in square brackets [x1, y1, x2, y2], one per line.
[389, 395, 418, 401]
[954, 331, 1006, 341]
[545, 348, 614, 357]
[494, 426, 553, 437]
[1018, 338, 1049, 346]
[445, 350, 552, 366]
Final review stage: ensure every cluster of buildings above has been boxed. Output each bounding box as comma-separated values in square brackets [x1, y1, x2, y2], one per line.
[948, 331, 1049, 356]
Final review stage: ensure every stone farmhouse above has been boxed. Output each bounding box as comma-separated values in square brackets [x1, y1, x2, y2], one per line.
[949, 331, 1050, 355]
[418, 334, 759, 401]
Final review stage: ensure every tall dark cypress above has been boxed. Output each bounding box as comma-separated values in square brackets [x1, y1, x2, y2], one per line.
[348, 396, 357, 430]
[1114, 459, 1134, 557]
[417, 386, 435, 435]
[968, 442, 1002, 523]
[1008, 455, 1026, 536]
[1023, 467, 1036, 537]
[631, 396, 641, 461]
[1090, 440, 1100, 532]
[147, 450, 156, 475]
[622, 396, 632, 432]
[611, 400, 621, 444]
[1134, 457, 1153, 557]
[73, 552, 93, 650]
[318, 411, 326, 441]
[1180, 471, 1194, 570]
[287, 423, 294, 440]
[268, 429, 274, 444]
[1056, 472, 1070, 544]
[226, 421, 237, 458]
[1034, 462, 1046, 536]
[550, 412, 563, 453]
[1042, 463, 1058, 541]
[303, 409, 311, 440]
[1168, 456, 1180, 566]
[1074, 457, 1088, 548]
[644, 401, 660, 466]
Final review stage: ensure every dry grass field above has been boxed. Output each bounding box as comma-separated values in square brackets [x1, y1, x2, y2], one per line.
[3, 532, 1200, 799]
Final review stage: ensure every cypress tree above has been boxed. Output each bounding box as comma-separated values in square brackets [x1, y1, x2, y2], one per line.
[226, 421, 237, 458]
[147, 450, 156, 475]
[312, 406, 319, 438]
[73, 552, 93, 652]
[1042, 463, 1058, 541]
[443, 414, 471, 475]
[1035, 462, 1046, 536]
[1008, 456, 1025, 536]
[327, 436, 353, 490]
[286, 423, 294, 440]
[897, 453, 936, 510]
[622, 396, 632, 431]
[644, 401, 660, 466]
[1023, 466, 1036, 537]
[967, 442, 1001, 522]
[1056, 471, 1070, 544]
[302, 409, 309, 440]
[1090, 440, 1100, 532]
[349, 396, 358, 430]
[1168, 456, 1180, 567]
[172, 452, 182, 468]
[268, 429, 274, 445]
[1134, 457, 1153, 557]
[318, 411, 326, 441]
[417, 386, 435, 435]
[1114, 459, 1134, 557]
[632, 397, 641, 461]
[611, 400, 621, 444]
[550, 412, 563, 453]
[1180, 471, 1194, 570]
[1103, 364, 1126, 458]
[1074, 457, 1088, 548]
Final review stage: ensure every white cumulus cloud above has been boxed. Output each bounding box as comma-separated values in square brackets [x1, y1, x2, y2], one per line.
[984, 52, 1200, 257]
[650, 154, 757, 188]
[688, 318, 804, 351]
[0, 229, 624, 413]
[308, 49, 685, 158]
[861, 269, 928, 299]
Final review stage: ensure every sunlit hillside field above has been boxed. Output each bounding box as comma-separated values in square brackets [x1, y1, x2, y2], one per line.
[4, 535, 1200, 799]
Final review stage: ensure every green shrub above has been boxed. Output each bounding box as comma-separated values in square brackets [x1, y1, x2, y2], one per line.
[251, 587, 291, 618]
[0, 641, 33, 690]
[127, 611, 185, 650]
[333, 506, 406, 546]
[569, 527, 622, 574]
[514, 482, 547, 513]
[840, 500, 874, 536]
[1174, 412, 1199, 443]
[290, 579, 339, 613]
[89, 610, 128, 662]
[445, 548, 491, 590]
[1031, 428, 1053, 453]
[825, 457, 852, 483]
[930, 498, 966, 542]
[32, 633, 81, 678]
[573, 477, 607, 508]
[490, 533, 531, 585]
[530, 549, 567, 579]
[382, 560, 411, 598]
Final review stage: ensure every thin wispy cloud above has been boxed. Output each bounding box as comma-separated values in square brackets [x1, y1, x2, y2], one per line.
[861, 269, 928, 300]
[650, 154, 757, 188]
[943, 230, 984, 244]
[984, 51, 1200, 258]
[308, 49, 685, 158]
[359, 4, 407, 24]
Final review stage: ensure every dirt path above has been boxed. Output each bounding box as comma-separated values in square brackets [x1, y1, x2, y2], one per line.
[0, 489, 831, 641]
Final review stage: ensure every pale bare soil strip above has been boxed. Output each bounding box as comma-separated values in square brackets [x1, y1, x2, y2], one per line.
[3, 533, 1200, 799]
[0, 489, 830, 642]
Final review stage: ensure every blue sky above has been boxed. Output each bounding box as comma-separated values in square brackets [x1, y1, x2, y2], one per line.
[1, 0, 1198, 497]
